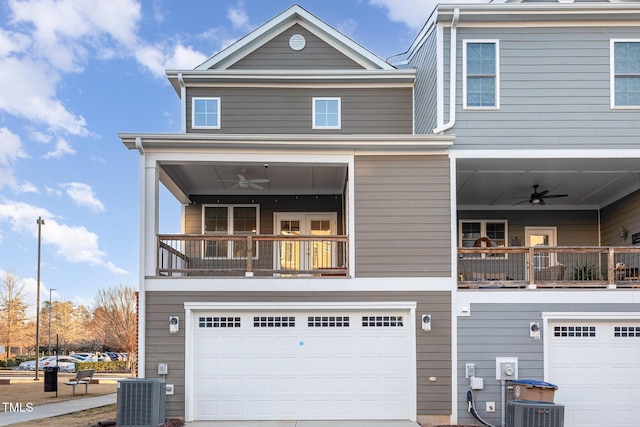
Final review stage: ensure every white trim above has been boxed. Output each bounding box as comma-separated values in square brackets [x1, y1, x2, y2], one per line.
[183, 301, 418, 423]
[312, 97, 341, 129]
[202, 204, 260, 259]
[610, 38, 640, 109]
[462, 39, 500, 110]
[145, 277, 454, 293]
[191, 97, 221, 129]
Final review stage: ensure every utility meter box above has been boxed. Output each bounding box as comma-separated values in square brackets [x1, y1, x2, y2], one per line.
[496, 357, 518, 380]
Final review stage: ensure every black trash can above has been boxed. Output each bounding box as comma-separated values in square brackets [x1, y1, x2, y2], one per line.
[44, 366, 59, 392]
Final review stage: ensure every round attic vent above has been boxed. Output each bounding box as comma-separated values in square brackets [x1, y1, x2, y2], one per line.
[289, 34, 306, 51]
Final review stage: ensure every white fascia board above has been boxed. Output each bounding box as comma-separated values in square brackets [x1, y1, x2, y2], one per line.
[166, 69, 414, 83]
[120, 133, 454, 151]
[195, 5, 393, 71]
[450, 148, 640, 159]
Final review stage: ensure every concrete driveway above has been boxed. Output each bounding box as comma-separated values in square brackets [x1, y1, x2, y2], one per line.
[186, 421, 421, 426]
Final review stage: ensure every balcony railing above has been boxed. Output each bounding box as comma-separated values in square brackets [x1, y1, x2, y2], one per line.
[458, 246, 640, 289]
[157, 234, 348, 277]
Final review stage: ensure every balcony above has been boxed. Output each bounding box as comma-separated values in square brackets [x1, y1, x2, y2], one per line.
[157, 234, 348, 277]
[458, 246, 640, 289]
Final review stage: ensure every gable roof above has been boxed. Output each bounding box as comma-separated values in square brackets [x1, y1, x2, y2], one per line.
[195, 4, 394, 71]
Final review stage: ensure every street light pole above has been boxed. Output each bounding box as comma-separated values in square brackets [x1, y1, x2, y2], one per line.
[48, 288, 56, 356]
[34, 217, 45, 380]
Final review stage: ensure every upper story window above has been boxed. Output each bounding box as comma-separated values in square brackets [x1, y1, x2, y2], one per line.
[464, 41, 499, 109]
[313, 97, 341, 129]
[203, 205, 258, 258]
[612, 40, 640, 108]
[192, 97, 221, 128]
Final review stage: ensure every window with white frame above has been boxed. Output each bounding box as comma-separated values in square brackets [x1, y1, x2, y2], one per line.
[192, 97, 221, 128]
[612, 40, 640, 108]
[464, 41, 499, 108]
[313, 97, 341, 129]
[203, 205, 258, 258]
[459, 220, 507, 257]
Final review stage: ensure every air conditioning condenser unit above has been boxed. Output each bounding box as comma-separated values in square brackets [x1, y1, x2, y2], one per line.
[506, 400, 564, 427]
[117, 378, 166, 427]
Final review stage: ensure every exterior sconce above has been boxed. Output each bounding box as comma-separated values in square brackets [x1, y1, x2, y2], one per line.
[422, 314, 432, 332]
[530, 322, 541, 339]
[169, 316, 179, 333]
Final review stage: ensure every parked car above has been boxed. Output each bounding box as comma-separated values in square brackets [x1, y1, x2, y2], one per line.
[69, 352, 97, 362]
[41, 356, 77, 372]
[18, 356, 55, 371]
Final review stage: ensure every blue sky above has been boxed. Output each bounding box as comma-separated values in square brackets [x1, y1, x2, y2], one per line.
[0, 0, 478, 309]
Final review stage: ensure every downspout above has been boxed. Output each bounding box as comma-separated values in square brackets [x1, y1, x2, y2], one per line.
[433, 8, 459, 134]
[135, 136, 145, 377]
[178, 72, 186, 133]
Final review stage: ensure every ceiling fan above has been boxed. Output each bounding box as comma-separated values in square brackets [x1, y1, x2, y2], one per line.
[513, 185, 568, 206]
[231, 172, 269, 190]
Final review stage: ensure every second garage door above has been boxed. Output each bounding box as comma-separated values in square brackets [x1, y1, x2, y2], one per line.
[548, 319, 640, 427]
[192, 309, 414, 421]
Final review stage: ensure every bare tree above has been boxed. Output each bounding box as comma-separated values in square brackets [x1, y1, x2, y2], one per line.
[91, 285, 137, 364]
[0, 272, 29, 358]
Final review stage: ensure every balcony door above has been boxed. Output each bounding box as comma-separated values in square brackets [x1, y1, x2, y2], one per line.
[274, 213, 337, 274]
[525, 226, 557, 270]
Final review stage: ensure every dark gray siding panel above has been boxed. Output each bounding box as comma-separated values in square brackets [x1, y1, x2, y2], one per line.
[187, 87, 413, 134]
[601, 189, 640, 246]
[407, 29, 438, 134]
[456, 302, 640, 425]
[355, 155, 451, 277]
[228, 24, 364, 70]
[447, 26, 640, 147]
[184, 194, 345, 235]
[145, 290, 452, 418]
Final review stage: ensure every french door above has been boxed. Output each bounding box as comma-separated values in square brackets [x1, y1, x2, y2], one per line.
[274, 213, 337, 274]
[525, 226, 558, 270]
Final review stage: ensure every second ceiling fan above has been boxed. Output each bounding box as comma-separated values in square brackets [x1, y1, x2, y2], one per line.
[514, 184, 568, 206]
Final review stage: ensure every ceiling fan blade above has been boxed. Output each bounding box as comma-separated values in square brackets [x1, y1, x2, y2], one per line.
[543, 194, 568, 198]
[237, 174, 247, 182]
[512, 200, 530, 206]
[537, 190, 549, 197]
[248, 182, 264, 190]
[248, 178, 270, 183]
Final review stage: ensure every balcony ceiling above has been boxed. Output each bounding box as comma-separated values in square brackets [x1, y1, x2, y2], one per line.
[160, 158, 640, 210]
[457, 157, 640, 210]
[160, 162, 348, 198]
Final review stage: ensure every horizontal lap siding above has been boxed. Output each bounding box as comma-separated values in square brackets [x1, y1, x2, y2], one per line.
[228, 24, 363, 70]
[600, 189, 640, 246]
[354, 155, 451, 277]
[456, 302, 640, 426]
[450, 26, 640, 147]
[457, 210, 599, 246]
[145, 290, 452, 417]
[186, 87, 413, 134]
[406, 28, 438, 134]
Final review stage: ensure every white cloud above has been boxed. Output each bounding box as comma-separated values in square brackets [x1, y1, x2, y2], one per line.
[135, 42, 208, 77]
[227, 3, 252, 32]
[43, 138, 76, 159]
[0, 200, 126, 274]
[369, 0, 490, 29]
[62, 182, 105, 212]
[0, 127, 28, 189]
[0, 57, 88, 135]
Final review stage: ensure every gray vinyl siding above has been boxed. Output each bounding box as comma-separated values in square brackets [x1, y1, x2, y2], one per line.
[405, 28, 439, 134]
[456, 302, 640, 426]
[457, 210, 600, 246]
[228, 24, 364, 70]
[444, 26, 640, 148]
[186, 87, 413, 134]
[600, 189, 640, 246]
[354, 155, 451, 277]
[145, 290, 452, 418]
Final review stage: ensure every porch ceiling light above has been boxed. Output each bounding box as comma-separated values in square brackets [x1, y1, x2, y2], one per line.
[530, 196, 541, 204]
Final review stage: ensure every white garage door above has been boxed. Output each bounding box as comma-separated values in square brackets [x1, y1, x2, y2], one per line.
[192, 310, 413, 420]
[548, 320, 640, 427]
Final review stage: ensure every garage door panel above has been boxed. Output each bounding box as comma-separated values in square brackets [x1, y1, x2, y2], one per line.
[549, 320, 640, 427]
[193, 309, 413, 420]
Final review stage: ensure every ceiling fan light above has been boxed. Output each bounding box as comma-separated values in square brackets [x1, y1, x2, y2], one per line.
[531, 197, 541, 204]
